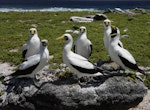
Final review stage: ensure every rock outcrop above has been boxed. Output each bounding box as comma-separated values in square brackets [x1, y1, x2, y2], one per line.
[0, 62, 148, 110]
[70, 14, 108, 22]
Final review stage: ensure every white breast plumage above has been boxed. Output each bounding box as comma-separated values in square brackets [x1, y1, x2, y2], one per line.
[57, 34, 103, 79]
[74, 26, 92, 59]
[22, 28, 41, 61]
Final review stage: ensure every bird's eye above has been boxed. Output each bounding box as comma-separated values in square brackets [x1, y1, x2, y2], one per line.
[64, 36, 68, 40]
[79, 28, 85, 32]
[42, 42, 47, 46]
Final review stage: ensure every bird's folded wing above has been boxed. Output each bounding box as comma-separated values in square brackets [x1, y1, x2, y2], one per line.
[69, 54, 95, 70]
[88, 39, 92, 45]
[19, 54, 40, 70]
[118, 48, 136, 65]
[71, 52, 88, 61]
[22, 43, 29, 58]
[22, 43, 28, 52]
[69, 56, 101, 74]
[118, 40, 123, 48]
[88, 44, 92, 57]
[73, 41, 77, 53]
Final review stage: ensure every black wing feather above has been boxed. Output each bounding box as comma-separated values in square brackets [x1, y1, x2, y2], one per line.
[118, 43, 122, 47]
[22, 49, 27, 59]
[118, 55, 145, 74]
[89, 44, 93, 57]
[71, 64, 102, 74]
[73, 45, 76, 53]
[11, 63, 40, 77]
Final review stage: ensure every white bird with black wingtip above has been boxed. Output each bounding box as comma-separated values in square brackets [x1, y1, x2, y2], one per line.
[22, 28, 40, 61]
[57, 34, 103, 79]
[108, 27, 145, 75]
[74, 26, 92, 59]
[103, 19, 123, 53]
[8, 39, 49, 79]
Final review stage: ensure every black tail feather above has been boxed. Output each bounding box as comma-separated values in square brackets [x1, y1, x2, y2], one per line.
[138, 68, 145, 75]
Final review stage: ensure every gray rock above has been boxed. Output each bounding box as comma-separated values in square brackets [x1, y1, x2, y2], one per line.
[0, 62, 148, 110]
[93, 14, 107, 20]
[70, 16, 93, 23]
[0, 75, 147, 110]
[70, 14, 107, 23]
[103, 8, 139, 16]
[134, 8, 146, 14]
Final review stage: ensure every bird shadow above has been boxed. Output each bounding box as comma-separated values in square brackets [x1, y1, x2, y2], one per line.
[4, 77, 34, 94]
[45, 73, 123, 88]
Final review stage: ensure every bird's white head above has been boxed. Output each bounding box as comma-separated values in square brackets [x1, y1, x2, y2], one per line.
[56, 34, 73, 53]
[79, 26, 86, 34]
[103, 19, 111, 29]
[41, 39, 48, 47]
[29, 28, 37, 36]
[56, 33, 73, 44]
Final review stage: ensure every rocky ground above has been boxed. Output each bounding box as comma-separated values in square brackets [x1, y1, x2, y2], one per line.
[129, 90, 150, 110]
[0, 62, 149, 110]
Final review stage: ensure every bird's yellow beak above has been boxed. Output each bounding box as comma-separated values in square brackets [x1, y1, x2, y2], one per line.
[104, 21, 109, 26]
[56, 35, 65, 40]
[110, 33, 117, 37]
[31, 29, 35, 35]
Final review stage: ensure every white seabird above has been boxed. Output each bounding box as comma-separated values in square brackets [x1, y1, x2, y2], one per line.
[57, 34, 103, 78]
[10, 39, 49, 78]
[108, 29, 145, 75]
[22, 28, 40, 61]
[103, 19, 123, 53]
[74, 26, 92, 59]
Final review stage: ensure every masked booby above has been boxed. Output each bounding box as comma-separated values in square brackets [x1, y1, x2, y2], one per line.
[74, 26, 92, 59]
[108, 30, 145, 75]
[103, 19, 123, 53]
[10, 39, 49, 78]
[57, 34, 103, 78]
[22, 28, 40, 61]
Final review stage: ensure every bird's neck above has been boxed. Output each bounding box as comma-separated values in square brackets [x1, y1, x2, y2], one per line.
[39, 46, 45, 54]
[29, 34, 38, 40]
[79, 33, 87, 39]
[104, 26, 111, 36]
[63, 42, 72, 54]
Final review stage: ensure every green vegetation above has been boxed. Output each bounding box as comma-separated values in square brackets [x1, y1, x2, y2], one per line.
[0, 91, 4, 96]
[0, 11, 149, 66]
[0, 11, 150, 88]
